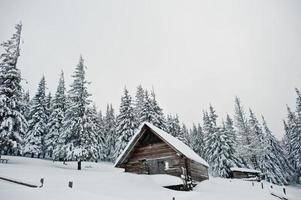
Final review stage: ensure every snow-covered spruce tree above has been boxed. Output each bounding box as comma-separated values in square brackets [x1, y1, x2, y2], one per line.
[189, 123, 205, 157]
[248, 109, 265, 169]
[0, 23, 27, 156]
[166, 114, 182, 137]
[97, 109, 106, 160]
[203, 105, 239, 177]
[139, 90, 154, 123]
[46, 72, 66, 159]
[102, 104, 117, 161]
[284, 105, 300, 181]
[292, 88, 301, 178]
[225, 114, 243, 167]
[178, 123, 189, 145]
[21, 90, 31, 121]
[260, 116, 294, 184]
[24, 76, 47, 158]
[114, 88, 138, 160]
[203, 106, 219, 171]
[233, 97, 252, 167]
[150, 89, 166, 130]
[58, 56, 98, 168]
[134, 85, 145, 126]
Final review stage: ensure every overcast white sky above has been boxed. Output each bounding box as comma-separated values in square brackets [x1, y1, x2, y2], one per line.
[1, 0, 301, 138]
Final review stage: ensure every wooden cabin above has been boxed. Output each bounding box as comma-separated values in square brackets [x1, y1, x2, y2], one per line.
[230, 167, 261, 180]
[114, 122, 209, 183]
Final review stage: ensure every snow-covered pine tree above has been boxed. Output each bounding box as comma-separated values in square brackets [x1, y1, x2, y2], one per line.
[165, 114, 181, 137]
[285, 105, 300, 181]
[248, 109, 265, 169]
[114, 88, 138, 160]
[292, 88, 301, 178]
[58, 56, 98, 167]
[233, 97, 252, 167]
[102, 104, 117, 161]
[24, 76, 47, 158]
[46, 72, 66, 159]
[97, 109, 106, 160]
[0, 23, 27, 156]
[150, 89, 166, 130]
[139, 90, 154, 123]
[203, 105, 239, 177]
[189, 123, 205, 157]
[134, 85, 145, 126]
[203, 105, 219, 170]
[21, 90, 31, 121]
[225, 114, 243, 167]
[178, 123, 189, 144]
[260, 116, 294, 184]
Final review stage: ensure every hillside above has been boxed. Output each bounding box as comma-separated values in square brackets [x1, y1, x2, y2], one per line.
[0, 156, 300, 200]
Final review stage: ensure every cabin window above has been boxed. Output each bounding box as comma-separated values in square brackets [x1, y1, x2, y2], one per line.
[164, 161, 169, 170]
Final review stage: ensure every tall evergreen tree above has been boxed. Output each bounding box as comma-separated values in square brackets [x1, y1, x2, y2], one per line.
[47, 72, 66, 158]
[150, 89, 166, 130]
[0, 23, 27, 155]
[261, 117, 294, 184]
[134, 85, 145, 126]
[292, 88, 301, 178]
[234, 97, 252, 167]
[103, 104, 116, 161]
[178, 123, 189, 144]
[24, 76, 47, 158]
[114, 88, 137, 159]
[190, 123, 205, 157]
[57, 56, 98, 167]
[165, 114, 181, 137]
[248, 109, 265, 169]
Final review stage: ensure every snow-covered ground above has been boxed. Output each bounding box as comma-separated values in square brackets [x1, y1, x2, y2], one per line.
[0, 156, 300, 200]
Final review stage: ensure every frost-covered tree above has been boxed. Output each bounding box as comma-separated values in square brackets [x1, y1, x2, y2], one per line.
[134, 85, 145, 126]
[261, 117, 294, 184]
[150, 89, 166, 130]
[114, 88, 138, 160]
[204, 105, 238, 177]
[46, 72, 66, 158]
[57, 56, 98, 168]
[0, 23, 27, 155]
[166, 114, 181, 137]
[102, 104, 117, 161]
[203, 106, 219, 168]
[21, 90, 31, 121]
[189, 123, 205, 157]
[24, 76, 47, 158]
[284, 105, 301, 181]
[234, 97, 252, 167]
[292, 88, 301, 178]
[97, 109, 106, 159]
[178, 123, 189, 144]
[248, 109, 265, 169]
[139, 90, 166, 129]
[140, 90, 154, 123]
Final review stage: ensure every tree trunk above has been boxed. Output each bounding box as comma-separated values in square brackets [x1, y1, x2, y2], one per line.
[77, 159, 81, 170]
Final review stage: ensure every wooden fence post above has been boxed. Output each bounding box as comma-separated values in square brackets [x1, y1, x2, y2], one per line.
[283, 187, 286, 195]
[68, 181, 73, 188]
[40, 178, 44, 188]
[261, 182, 263, 189]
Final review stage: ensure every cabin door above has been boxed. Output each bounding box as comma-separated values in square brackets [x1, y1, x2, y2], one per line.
[147, 159, 165, 174]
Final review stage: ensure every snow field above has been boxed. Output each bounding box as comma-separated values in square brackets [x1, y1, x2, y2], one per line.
[0, 156, 300, 200]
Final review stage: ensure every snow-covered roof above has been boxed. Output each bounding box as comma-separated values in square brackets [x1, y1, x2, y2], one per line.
[230, 167, 261, 173]
[114, 122, 209, 167]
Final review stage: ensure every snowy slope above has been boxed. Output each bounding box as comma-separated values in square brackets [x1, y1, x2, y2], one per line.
[0, 156, 300, 200]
